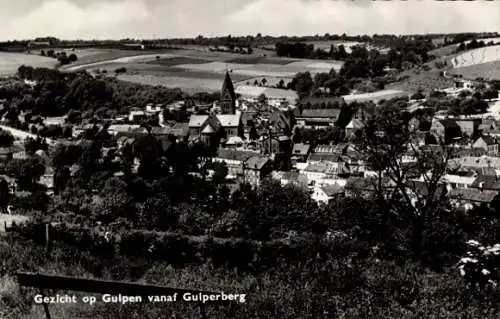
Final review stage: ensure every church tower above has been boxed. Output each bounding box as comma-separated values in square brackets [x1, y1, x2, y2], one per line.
[220, 71, 236, 114]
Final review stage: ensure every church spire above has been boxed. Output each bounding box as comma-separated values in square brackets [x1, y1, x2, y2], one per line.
[220, 70, 236, 114]
[221, 70, 236, 101]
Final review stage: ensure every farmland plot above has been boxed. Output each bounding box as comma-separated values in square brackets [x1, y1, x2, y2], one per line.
[117, 74, 230, 93]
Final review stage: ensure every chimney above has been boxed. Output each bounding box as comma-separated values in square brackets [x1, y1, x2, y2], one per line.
[479, 182, 484, 192]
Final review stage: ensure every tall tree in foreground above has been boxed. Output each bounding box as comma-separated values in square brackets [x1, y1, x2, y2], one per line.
[351, 102, 459, 258]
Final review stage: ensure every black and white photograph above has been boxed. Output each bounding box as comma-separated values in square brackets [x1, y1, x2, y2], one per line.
[0, 0, 500, 318]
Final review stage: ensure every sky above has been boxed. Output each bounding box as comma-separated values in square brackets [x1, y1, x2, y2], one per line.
[0, 0, 500, 41]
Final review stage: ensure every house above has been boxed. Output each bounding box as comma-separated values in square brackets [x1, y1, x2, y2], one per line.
[268, 109, 293, 135]
[128, 109, 148, 123]
[301, 161, 349, 184]
[291, 143, 311, 163]
[259, 135, 291, 156]
[72, 124, 100, 138]
[108, 124, 142, 136]
[12, 151, 29, 160]
[271, 170, 308, 190]
[146, 103, 163, 114]
[345, 119, 364, 138]
[213, 149, 260, 178]
[478, 119, 497, 134]
[449, 156, 500, 171]
[217, 113, 243, 138]
[188, 112, 243, 146]
[430, 119, 462, 144]
[352, 103, 376, 121]
[151, 123, 189, 141]
[454, 118, 481, 137]
[307, 144, 346, 163]
[449, 188, 499, 211]
[311, 184, 344, 204]
[0, 145, 23, 161]
[243, 156, 273, 186]
[472, 136, 499, 156]
[470, 175, 500, 192]
[441, 172, 478, 189]
[344, 176, 396, 199]
[295, 109, 340, 129]
[406, 180, 448, 208]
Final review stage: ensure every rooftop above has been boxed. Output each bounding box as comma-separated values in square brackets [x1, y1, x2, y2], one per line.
[299, 109, 341, 119]
[320, 183, 344, 197]
[292, 143, 311, 156]
[449, 188, 499, 203]
[245, 156, 270, 170]
[216, 149, 259, 162]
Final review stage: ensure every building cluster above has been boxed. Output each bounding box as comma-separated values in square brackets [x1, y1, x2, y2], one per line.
[2, 71, 499, 213]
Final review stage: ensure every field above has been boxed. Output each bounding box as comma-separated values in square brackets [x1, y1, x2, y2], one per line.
[449, 60, 500, 80]
[386, 70, 456, 93]
[57, 48, 344, 93]
[0, 52, 57, 76]
[428, 44, 458, 58]
[1, 46, 346, 93]
[451, 45, 500, 68]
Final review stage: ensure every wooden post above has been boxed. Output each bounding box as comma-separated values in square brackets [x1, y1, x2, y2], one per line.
[45, 223, 51, 253]
[199, 302, 208, 319]
[39, 289, 52, 319]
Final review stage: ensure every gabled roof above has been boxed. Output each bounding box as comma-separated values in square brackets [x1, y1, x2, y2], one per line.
[320, 184, 344, 197]
[221, 71, 236, 101]
[245, 156, 271, 170]
[299, 109, 341, 119]
[292, 143, 311, 156]
[475, 135, 497, 146]
[449, 188, 499, 203]
[314, 144, 347, 154]
[470, 175, 500, 191]
[406, 180, 448, 198]
[438, 119, 459, 129]
[346, 119, 364, 130]
[189, 115, 209, 128]
[308, 153, 342, 162]
[201, 124, 216, 134]
[217, 112, 241, 127]
[304, 162, 343, 174]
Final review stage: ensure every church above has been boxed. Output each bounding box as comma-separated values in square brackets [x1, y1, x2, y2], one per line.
[188, 71, 243, 146]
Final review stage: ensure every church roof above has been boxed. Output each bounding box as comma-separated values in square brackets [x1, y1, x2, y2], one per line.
[201, 124, 216, 134]
[217, 112, 241, 127]
[189, 115, 209, 128]
[221, 71, 236, 101]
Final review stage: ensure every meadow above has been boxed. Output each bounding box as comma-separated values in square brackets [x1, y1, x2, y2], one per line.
[0, 52, 57, 76]
[450, 61, 500, 81]
[386, 70, 456, 93]
[451, 45, 500, 68]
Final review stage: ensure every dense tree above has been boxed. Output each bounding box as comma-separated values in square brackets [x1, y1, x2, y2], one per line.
[0, 129, 14, 147]
[6, 158, 46, 191]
